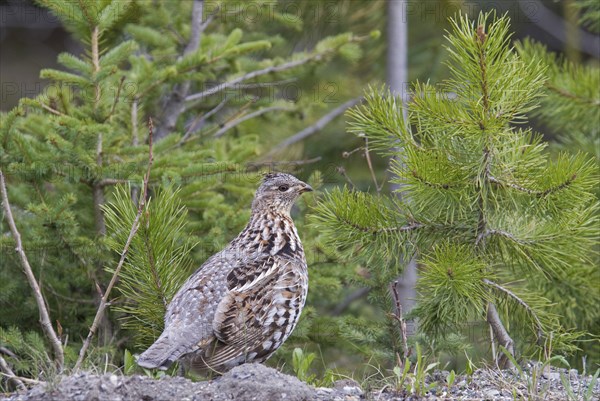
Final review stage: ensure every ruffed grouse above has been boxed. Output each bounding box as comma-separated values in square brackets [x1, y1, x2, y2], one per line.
[137, 173, 312, 374]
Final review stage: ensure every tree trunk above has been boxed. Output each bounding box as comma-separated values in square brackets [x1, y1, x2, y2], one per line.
[487, 302, 516, 369]
[387, 0, 417, 336]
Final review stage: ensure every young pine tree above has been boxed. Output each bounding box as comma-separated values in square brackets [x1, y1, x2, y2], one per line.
[312, 12, 599, 369]
[514, 2, 600, 367]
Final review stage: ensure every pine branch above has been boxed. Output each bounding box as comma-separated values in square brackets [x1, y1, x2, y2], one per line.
[185, 54, 324, 102]
[338, 218, 423, 235]
[546, 82, 600, 106]
[483, 279, 544, 342]
[488, 173, 578, 197]
[74, 118, 154, 372]
[411, 170, 456, 189]
[476, 228, 531, 247]
[143, 225, 168, 310]
[0, 171, 64, 370]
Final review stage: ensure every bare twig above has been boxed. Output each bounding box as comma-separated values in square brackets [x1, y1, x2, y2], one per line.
[40, 103, 64, 116]
[186, 54, 324, 102]
[106, 76, 126, 121]
[213, 106, 293, 138]
[483, 279, 544, 343]
[0, 355, 26, 391]
[155, 0, 205, 141]
[181, 97, 229, 143]
[0, 347, 18, 359]
[336, 166, 356, 189]
[364, 137, 383, 193]
[0, 172, 64, 369]
[74, 118, 155, 371]
[265, 97, 362, 156]
[487, 302, 515, 369]
[390, 281, 410, 361]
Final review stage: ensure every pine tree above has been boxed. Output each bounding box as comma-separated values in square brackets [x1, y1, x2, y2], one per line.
[514, 1, 600, 367]
[0, 0, 376, 376]
[312, 12, 599, 369]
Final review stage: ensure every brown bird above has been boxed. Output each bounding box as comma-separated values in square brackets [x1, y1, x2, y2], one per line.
[137, 173, 312, 374]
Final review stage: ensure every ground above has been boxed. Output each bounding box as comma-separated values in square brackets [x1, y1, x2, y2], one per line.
[1, 362, 598, 400]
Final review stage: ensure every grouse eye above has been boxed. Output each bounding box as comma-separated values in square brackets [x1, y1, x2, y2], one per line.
[278, 185, 289, 192]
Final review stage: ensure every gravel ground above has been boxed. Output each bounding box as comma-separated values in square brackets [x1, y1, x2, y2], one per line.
[1, 362, 598, 401]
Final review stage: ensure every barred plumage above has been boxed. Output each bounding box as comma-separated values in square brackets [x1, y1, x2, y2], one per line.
[137, 173, 312, 374]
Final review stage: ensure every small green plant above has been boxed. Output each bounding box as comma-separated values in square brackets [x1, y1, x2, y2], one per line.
[290, 347, 338, 387]
[123, 349, 136, 375]
[561, 367, 600, 401]
[411, 343, 439, 396]
[464, 351, 477, 384]
[292, 348, 317, 384]
[392, 343, 438, 397]
[392, 359, 412, 392]
[446, 369, 456, 390]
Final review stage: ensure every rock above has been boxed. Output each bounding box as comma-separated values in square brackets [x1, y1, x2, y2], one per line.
[484, 389, 500, 398]
[203, 363, 315, 401]
[332, 379, 363, 397]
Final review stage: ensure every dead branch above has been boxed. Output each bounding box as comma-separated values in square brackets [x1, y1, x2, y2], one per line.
[265, 97, 363, 156]
[74, 118, 155, 371]
[0, 355, 26, 391]
[181, 97, 229, 143]
[213, 106, 293, 138]
[0, 171, 64, 370]
[390, 280, 410, 361]
[185, 54, 324, 103]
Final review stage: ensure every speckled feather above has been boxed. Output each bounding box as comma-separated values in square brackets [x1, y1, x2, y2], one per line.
[137, 173, 312, 374]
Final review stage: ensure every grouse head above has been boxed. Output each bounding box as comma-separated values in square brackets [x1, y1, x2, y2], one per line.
[252, 172, 313, 214]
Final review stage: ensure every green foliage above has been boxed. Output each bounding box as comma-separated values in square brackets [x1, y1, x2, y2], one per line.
[312, 11, 600, 368]
[392, 343, 438, 396]
[574, 0, 600, 32]
[516, 39, 600, 159]
[0, 327, 56, 386]
[292, 347, 317, 383]
[1, 0, 378, 379]
[413, 242, 489, 337]
[103, 185, 196, 347]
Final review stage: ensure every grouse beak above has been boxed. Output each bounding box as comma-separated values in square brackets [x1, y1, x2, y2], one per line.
[299, 183, 313, 193]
